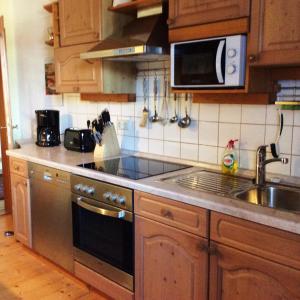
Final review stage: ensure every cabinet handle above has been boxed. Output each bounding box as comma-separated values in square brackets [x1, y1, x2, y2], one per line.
[197, 242, 209, 253]
[160, 208, 174, 220]
[248, 55, 257, 63]
[73, 87, 80, 93]
[14, 166, 20, 171]
[209, 244, 220, 257]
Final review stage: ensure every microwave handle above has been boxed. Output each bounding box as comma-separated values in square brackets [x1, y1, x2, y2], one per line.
[216, 40, 225, 84]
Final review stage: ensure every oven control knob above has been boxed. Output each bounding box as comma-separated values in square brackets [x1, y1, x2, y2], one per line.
[81, 185, 89, 193]
[74, 184, 83, 191]
[110, 194, 118, 202]
[103, 192, 112, 200]
[227, 48, 237, 58]
[87, 187, 95, 195]
[227, 64, 236, 75]
[117, 196, 126, 205]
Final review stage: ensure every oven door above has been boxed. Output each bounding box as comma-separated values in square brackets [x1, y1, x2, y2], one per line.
[171, 38, 226, 88]
[72, 194, 133, 291]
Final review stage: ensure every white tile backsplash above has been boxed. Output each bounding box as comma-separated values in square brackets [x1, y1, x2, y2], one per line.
[291, 155, 300, 177]
[240, 124, 265, 150]
[266, 105, 294, 125]
[265, 125, 293, 155]
[198, 145, 218, 164]
[199, 121, 218, 146]
[181, 143, 198, 161]
[199, 103, 219, 122]
[164, 141, 180, 158]
[149, 139, 164, 155]
[67, 63, 300, 177]
[241, 105, 266, 124]
[219, 104, 241, 123]
[218, 123, 240, 147]
[292, 126, 300, 155]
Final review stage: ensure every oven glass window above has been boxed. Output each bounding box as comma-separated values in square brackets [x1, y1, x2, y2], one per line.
[174, 39, 225, 86]
[72, 202, 133, 275]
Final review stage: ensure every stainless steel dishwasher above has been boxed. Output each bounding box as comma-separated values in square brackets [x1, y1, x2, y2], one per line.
[29, 163, 73, 273]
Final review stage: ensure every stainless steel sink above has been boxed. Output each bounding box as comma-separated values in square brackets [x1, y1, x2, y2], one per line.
[234, 186, 300, 212]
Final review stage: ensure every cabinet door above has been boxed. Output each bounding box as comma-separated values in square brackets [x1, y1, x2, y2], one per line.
[55, 42, 102, 93]
[169, 0, 250, 29]
[210, 242, 300, 300]
[135, 216, 208, 300]
[11, 174, 31, 247]
[59, 0, 100, 46]
[248, 0, 300, 66]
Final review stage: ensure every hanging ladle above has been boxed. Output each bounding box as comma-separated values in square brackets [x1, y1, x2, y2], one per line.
[178, 93, 191, 128]
[170, 93, 178, 123]
[149, 75, 160, 123]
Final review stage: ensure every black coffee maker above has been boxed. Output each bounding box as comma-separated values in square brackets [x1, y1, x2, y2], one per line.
[36, 110, 60, 147]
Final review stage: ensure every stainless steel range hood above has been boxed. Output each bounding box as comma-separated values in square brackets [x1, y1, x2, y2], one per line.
[80, 11, 169, 62]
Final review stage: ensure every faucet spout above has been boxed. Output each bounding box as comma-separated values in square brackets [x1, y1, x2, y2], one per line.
[255, 145, 288, 186]
[264, 157, 289, 166]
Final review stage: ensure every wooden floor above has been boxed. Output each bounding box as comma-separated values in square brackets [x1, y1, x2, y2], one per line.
[0, 214, 109, 300]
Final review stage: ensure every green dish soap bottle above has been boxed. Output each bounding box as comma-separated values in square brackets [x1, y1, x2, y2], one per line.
[222, 139, 238, 175]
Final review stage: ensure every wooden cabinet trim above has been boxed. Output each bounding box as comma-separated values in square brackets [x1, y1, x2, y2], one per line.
[135, 191, 208, 238]
[10, 158, 28, 178]
[211, 212, 300, 270]
[169, 17, 249, 43]
[74, 261, 134, 300]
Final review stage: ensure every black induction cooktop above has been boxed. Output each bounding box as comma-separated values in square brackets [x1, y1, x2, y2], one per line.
[77, 156, 191, 180]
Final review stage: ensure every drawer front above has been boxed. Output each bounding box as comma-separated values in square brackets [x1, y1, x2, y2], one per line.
[10, 158, 28, 178]
[211, 212, 300, 270]
[134, 191, 208, 238]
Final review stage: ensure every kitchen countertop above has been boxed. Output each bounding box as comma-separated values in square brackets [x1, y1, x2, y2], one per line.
[7, 144, 300, 235]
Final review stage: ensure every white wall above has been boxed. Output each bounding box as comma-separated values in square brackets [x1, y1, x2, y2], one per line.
[0, 0, 66, 141]
[1, 1, 300, 177]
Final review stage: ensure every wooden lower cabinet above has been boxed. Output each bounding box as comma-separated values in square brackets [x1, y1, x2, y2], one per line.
[11, 173, 31, 247]
[135, 215, 208, 300]
[209, 242, 300, 300]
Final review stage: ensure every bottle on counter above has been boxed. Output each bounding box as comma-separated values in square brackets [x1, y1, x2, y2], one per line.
[222, 139, 239, 175]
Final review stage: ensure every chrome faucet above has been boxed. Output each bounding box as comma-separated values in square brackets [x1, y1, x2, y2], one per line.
[255, 145, 289, 186]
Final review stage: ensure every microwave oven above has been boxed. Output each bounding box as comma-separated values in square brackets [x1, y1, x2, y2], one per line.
[171, 35, 247, 89]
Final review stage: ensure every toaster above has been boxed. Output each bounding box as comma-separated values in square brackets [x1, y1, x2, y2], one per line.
[64, 128, 96, 152]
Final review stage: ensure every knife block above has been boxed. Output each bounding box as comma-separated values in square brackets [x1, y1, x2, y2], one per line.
[94, 124, 120, 160]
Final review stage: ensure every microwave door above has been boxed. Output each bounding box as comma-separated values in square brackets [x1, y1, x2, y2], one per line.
[216, 40, 225, 84]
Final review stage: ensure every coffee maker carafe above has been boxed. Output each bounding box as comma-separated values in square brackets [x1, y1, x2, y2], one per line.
[36, 110, 60, 147]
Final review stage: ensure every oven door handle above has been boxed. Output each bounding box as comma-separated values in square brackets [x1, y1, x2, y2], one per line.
[76, 197, 128, 220]
[216, 40, 225, 84]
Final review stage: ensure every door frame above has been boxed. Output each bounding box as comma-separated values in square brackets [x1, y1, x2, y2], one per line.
[0, 16, 13, 213]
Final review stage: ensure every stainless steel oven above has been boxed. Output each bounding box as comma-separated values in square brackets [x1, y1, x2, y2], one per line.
[171, 34, 247, 89]
[71, 175, 134, 291]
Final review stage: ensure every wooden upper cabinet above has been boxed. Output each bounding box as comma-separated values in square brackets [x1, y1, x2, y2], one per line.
[55, 42, 102, 93]
[135, 215, 208, 300]
[59, 0, 100, 47]
[248, 0, 300, 66]
[168, 0, 250, 29]
[209, 243, 300, 300]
